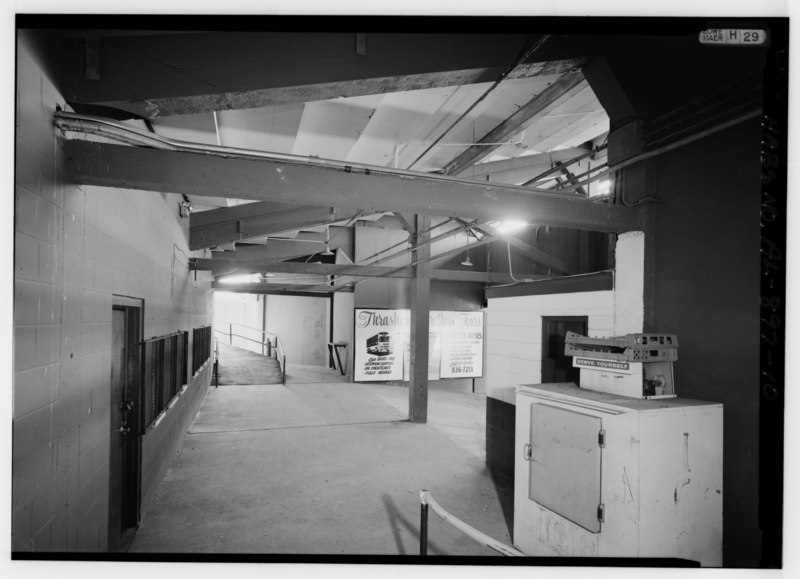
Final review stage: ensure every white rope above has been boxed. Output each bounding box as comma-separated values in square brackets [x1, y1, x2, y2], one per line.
[419, 490, 525, 557]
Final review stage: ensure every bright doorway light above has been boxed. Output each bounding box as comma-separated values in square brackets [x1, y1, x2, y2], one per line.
[489, 220, 528, 235]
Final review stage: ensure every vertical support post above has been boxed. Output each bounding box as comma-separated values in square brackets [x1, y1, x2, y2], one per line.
[409, 214, 431, 423]
[229, 323, 233, 345]
[420, 501, 429, 556]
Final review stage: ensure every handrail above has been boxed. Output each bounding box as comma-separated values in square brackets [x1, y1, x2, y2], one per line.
[223, 321, 278, 341]
[274, 336, 287, 385]
[214, 328, 269, 348]
[143, 329, 186, 344]
[213, 325, 287, 385]
[419, 490, 525, 557]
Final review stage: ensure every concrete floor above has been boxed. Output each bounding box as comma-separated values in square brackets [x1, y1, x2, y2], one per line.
[128, 367, 513, 557]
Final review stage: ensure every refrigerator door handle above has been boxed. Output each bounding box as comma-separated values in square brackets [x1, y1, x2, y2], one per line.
[523, 443, 534, 461]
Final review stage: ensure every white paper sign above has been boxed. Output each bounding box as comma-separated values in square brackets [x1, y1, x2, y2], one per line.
[438, 311, 484, 378]
[354, 309, 483, 382]
[353, 309, 408, 381]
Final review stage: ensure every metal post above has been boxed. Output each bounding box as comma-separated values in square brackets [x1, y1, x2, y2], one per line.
[229, 323, 233, 345]
[420, 502, 428, 556]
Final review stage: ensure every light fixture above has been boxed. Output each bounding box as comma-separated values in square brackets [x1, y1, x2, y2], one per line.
[489, 220, 527, 235]
[179, 201, 192, 218]
[592, 179, 613, 197]
[460, 229, 474, 267]
[321, 224, 334, 256]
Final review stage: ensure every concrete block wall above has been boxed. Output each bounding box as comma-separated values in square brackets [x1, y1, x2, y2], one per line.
[13, 33, 214, 552]
[483, 290, 614, 478]
[483, 233, 644, 480]
[140, 362, 213, 516]
[485, 291, 615, 405]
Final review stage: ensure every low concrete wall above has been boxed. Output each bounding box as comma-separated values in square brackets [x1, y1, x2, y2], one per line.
[140, 361, 213, 519]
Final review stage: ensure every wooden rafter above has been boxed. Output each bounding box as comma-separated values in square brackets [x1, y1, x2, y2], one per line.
[443, 71, 588, 176]
[190, 202, 360, 250]
[62, 31, 583, 118]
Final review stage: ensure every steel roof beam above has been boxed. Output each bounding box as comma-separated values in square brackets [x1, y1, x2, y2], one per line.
[64, 140, 640, 234]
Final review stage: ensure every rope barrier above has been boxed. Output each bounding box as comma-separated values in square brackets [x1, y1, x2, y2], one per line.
[419, 490, 525, 557]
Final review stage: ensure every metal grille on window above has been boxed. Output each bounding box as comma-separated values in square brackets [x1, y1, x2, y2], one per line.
[192, 325, 212, 375]
[142, 330, 189, 428]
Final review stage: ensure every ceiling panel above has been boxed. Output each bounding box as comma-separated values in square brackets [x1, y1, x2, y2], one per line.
[292, 94, 385, 160]
[150, 113, 218, 144]
[217, 103, 304, 153]
[344, 86, 462, 167]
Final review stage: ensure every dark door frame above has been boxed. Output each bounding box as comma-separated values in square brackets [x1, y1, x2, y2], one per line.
[110, 295, 144, 550]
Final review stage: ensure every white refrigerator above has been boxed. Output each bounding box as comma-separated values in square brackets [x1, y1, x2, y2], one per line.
[514, 382, 723, 566]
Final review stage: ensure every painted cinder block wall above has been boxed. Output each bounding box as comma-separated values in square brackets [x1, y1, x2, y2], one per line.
[13, 32, 214, 552]
[484, 290, 615, 479]
[484, 232, 643, 480]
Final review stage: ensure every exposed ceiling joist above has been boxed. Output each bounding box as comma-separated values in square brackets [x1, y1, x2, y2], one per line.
[392, 213, 416, 235]
[464, 221, 575, 274]
[62, 32, 582, 118]
[323, 234, 501, 293]
[199, 260, 542, 284]
[444, 71, 588, 176]
[64, 140, 639, 234]
[504, 233, 576, 275]
[190, 203, 360, 250]
[215, 285, 338, 297]
[468, 148, 591, 180]
[211, 234, 350, 262]
[191, 200, 298, 228]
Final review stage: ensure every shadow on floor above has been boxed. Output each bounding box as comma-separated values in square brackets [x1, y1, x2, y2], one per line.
[489, 467, 515, 540]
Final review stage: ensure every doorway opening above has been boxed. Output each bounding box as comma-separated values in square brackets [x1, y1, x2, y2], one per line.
[109, 296, 144, 552]
[541, 316, 588, 384]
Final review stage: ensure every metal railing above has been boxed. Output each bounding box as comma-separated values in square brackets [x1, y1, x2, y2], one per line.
[217, 321, 278, 356]
[214, 322, 286, 385]
[419, 490, 525, 557]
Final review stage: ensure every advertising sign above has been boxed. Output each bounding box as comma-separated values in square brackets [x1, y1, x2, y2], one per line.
[354, 309, 483, 382]
[353, 309, 407, 381]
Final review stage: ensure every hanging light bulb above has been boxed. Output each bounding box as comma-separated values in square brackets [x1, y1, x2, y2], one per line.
[461, 229, 474, 267]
